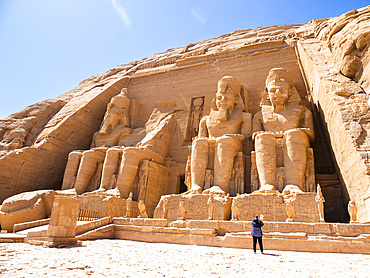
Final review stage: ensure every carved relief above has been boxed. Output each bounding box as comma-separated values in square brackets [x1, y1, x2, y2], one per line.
[186, 97, 205, 141]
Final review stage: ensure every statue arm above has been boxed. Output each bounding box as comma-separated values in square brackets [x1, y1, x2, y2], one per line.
[300, 108, 315, 142]
[240, 112, 252, 138]
[251, 111, 264, 140]
[198, 116, 208, 138]
[90, 131, 99, 148]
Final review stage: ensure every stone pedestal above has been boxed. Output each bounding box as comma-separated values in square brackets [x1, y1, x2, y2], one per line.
[234, 193, 321, 222]
[137, 160, 169, 218]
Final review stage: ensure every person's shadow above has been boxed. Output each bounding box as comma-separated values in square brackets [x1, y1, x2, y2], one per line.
[261, 252, 280, 256]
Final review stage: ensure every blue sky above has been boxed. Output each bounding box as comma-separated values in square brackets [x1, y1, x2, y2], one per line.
[0, 0, 368, 119]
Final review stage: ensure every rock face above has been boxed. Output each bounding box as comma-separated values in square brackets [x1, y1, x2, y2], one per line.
[1, 6, 370, 223]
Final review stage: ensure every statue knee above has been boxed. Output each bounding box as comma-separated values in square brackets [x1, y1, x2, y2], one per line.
[284, 130, 309, 147]
[82, 150, 98, 159]
[68, 151, 83, 160]
[216, 136, 234, 145]
[255, 133, 276, 148]
[192, 138, 208, 150]
[106, 148, 122, 157]
[122, 147, 140, 160]
[215, 136, 241, 151]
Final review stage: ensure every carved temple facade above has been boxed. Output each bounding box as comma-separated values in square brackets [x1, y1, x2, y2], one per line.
[1, 6, 370, 227]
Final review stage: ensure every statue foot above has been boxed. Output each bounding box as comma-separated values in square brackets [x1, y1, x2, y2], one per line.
[105, 188, 121, 197]
[282, 185, 303, 196]
[202, 186, 226, 196]
[254, 184, 275, 194]
[182, 185, 202, 195]
[81, 188, 107, 196]
[59, 188, 78, 195]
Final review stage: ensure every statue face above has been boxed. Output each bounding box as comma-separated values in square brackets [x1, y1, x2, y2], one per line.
[216, 80, 238, 111]
[267, 81, 290, 106]
[100, 107, 120, 134]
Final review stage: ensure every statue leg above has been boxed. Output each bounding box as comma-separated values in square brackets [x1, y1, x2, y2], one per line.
[283, 129, 310, 191]
[213, 136, 242, 193]
[73, 150, 106, 194]
[190, 138, 209, 191]
[255, 133, 276, 193]
[62, 151, 83, 190]
[116, 148, 163, 198]
[100, 147, 123, 190]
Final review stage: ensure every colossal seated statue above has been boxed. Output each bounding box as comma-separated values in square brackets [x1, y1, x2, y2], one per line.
[188, 76, 252, 195]
[62, 89, 176, 198]
[62, 88, 134, 194]
[252, 68, 315, 194]
[104, 103, 175, 198]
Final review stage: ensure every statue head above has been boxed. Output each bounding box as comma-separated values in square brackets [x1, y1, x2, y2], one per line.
[210, 76, 246, 121]
[100, 88, 131, 135]
[261, 68, 301, 107]
[265, 68, 293, 106]
[215, 76, 241, 111]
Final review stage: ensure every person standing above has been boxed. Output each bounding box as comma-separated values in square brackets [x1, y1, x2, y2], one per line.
[251, 215, 264, 254]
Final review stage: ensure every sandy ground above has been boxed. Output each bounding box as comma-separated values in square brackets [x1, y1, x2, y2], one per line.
[0, 239, 369, 278]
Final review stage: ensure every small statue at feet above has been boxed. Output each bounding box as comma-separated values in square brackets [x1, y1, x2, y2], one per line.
[125, 192, 133, 218]
[348, 200, 359, 223]
[138, 200, 148, 218]
[207, 193, 214, 220]
[231, 198, 239, 221]
[285, 198, 295, 222]
[178, 200, 189, 220]
[162, 198, 169, 219]
[315, 184, 325, 222]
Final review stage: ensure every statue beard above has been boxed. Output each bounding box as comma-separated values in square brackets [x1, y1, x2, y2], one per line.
[217, 106, 229, 122]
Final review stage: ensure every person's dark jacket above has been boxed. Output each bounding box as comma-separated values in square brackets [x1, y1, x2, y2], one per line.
[251, 218, 264, 237]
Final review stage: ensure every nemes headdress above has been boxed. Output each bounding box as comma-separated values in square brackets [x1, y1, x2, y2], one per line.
[260, 68, 301, 106]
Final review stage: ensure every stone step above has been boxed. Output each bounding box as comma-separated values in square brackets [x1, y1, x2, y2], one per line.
[109, 218, 370, 254]
[76, 224, 115, 240]
[0, 232, 26, 243]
